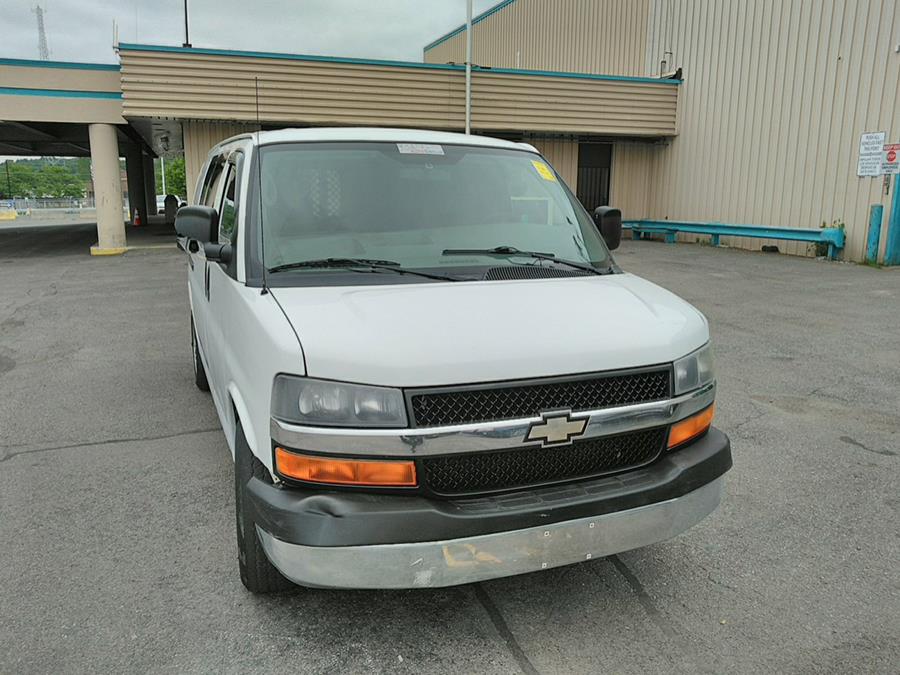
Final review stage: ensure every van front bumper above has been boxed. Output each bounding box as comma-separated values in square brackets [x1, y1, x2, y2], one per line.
[249, 428, 730, 588]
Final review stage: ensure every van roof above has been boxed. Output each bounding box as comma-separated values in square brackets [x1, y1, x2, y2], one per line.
[215, 127, 538, 153]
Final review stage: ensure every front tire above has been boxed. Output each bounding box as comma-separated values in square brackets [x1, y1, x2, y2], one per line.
[191, 319, 210, 392]
[234, 422, 296, 594]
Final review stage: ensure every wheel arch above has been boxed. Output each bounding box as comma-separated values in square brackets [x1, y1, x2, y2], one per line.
[226, 383, 258, 462]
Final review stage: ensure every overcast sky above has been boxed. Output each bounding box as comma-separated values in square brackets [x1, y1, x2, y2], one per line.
[6, 0, 497, 64]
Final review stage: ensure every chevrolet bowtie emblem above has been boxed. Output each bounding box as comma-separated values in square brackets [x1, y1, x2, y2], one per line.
[525, 410, 589, 447]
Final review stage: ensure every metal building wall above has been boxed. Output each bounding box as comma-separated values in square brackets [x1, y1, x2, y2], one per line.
[182, 121, 256, 202]
[610, 142, 662, 220]
[530, 138, 579, 187]
[0, 62, 124, 124]
[644, 0, 900, 260]
[424, 0, 651, 76]
[119, 45, 678, 137]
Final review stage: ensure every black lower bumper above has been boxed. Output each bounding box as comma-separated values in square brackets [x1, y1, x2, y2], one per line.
[248, 427, 731, 547]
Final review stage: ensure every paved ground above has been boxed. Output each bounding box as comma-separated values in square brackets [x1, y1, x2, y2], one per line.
[0, 220, 177, 253]
[1, 231, 898, 674]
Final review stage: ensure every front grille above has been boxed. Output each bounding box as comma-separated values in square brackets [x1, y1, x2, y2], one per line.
[421, 427, 667, 495]
[409, 368, 671, 427]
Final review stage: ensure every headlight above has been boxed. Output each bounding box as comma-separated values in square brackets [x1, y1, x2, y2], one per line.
[673, 343, 715, 395]
[272, 375, 408, 428]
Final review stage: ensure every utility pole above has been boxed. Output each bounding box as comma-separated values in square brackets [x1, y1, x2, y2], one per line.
[33, 4, 50, 60]
[182, 0, 192, 47]
[465, 0, 472, 134]
[5, 161, 11, 199]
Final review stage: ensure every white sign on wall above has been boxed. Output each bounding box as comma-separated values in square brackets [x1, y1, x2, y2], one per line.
[858, 131, 886, 176]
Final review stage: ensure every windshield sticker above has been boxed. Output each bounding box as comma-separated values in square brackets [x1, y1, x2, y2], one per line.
[397, 143, 445, 155]
[531, 160, 557, 182]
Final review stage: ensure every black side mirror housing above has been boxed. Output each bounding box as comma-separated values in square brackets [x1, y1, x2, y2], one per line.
[204, 242, 233, 264]
[175, 205, 218, 244]
[593, 206, 622, 251]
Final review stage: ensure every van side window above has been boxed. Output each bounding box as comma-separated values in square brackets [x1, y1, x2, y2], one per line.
[200, 158, 226, 208]
[219, 168, 238, 243]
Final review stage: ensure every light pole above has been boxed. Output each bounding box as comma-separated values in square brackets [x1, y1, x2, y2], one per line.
[465, 0, 472, 134]
[182, 0, 191, 48]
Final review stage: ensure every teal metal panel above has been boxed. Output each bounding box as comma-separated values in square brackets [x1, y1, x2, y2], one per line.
[0, 86, 122, 99]
[0, 57, 119, 71]
[885, 175, 900, 266]
[866, 204, 883, 264]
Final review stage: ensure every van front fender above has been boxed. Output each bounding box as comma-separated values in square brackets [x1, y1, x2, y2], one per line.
[227, 383, 258, 462]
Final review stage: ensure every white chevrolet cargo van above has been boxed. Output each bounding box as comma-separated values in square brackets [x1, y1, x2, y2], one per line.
[176, 128, 731, 593]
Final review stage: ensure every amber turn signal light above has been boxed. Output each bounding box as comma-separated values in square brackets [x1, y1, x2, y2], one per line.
[667, 404, 715, 449]
[275, 447, 417, 487]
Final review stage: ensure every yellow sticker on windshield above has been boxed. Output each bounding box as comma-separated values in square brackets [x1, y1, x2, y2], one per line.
[531, 160, 557, 182]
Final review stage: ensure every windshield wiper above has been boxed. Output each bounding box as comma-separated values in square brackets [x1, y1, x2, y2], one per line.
[442, 246, 609, 276]
[267, 257, 459, 282]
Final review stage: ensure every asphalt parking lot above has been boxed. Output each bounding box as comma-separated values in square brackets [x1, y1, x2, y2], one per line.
[1, 229, 898, 674]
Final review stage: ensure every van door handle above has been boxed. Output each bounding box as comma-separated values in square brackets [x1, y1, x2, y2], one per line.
[204, 262, 211, 300]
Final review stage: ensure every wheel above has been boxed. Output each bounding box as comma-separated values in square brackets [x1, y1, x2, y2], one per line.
[234, 422, 296, 594]
[191, 319, 210, 392]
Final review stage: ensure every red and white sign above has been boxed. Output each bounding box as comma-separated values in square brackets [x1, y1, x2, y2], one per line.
[883, 143, 900, 175]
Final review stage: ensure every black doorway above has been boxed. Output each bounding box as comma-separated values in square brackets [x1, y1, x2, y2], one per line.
[577, 143, 612, 212]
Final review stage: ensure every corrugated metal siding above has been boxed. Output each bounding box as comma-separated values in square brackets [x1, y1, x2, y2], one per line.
[119, 48, 678, 137]
[610, 142, 660, 220]
[425, 0, 650, 76]
[121, 51, 465, 128]
[644, 0, 900, 261]
[472, 72, 677, 135]
[183, 121, 255, 202]
[530, 138, 579, 186]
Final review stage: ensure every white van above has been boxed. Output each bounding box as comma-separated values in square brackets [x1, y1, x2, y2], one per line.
[176, 128, 731, 593]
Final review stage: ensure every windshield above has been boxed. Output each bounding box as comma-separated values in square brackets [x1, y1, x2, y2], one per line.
[257, 142, 611, 278]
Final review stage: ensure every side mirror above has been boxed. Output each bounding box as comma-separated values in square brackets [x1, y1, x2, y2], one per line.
[175, 205, 218, 244]
[204, 242, 233, 264]
[593, 206, 622, 251]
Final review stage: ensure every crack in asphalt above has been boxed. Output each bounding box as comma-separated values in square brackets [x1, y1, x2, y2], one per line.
[472, 583, 540, 675]
[609, 555, 677, 640]
[839, 435, 897, 457]
[0, 427, 221, 463]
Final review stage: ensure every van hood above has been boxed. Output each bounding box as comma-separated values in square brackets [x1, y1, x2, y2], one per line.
[270, 273, 708, 387]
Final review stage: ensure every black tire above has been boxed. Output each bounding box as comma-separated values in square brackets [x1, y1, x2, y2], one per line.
[191, 319, 210, 392]
[234, 422, 296, 594]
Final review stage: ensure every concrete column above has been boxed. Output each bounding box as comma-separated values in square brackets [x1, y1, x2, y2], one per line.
[88, 123, 126, 255]
[124, 144, 147, 224]
[143, 152, 158, 215]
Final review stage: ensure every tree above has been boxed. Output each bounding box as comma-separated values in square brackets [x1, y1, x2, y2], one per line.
[2, 163, 39, 198]
[155, 157, 187, 198]
[38, 165, 84, 198]
[0, 159, 85, 198]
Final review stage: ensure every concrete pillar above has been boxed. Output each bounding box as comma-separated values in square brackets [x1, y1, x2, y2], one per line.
[88, 123, 127, 255]
[124, 144, 147, 224]
[143, 152, 158, 215]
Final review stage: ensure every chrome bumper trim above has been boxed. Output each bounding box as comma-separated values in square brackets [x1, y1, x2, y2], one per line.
[257, 476, 723, 589]
[270, 382, 715, 457]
